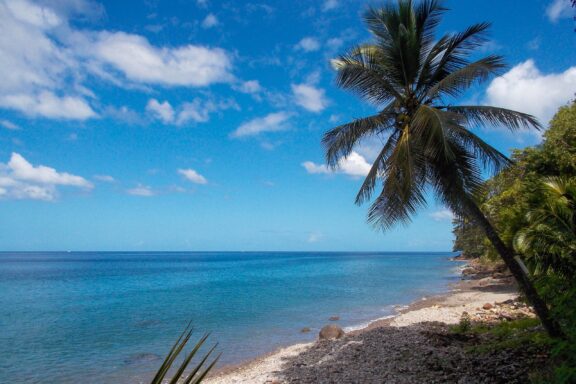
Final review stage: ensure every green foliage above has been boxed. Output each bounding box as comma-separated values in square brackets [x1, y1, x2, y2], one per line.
[451, 311, 472, 334]
[151, 322, 220, 384]
[452, 216, 488, 258]
[452, 102, 576, 383]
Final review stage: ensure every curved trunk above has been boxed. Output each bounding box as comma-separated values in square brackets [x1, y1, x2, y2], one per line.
[462, 197, 565, 339]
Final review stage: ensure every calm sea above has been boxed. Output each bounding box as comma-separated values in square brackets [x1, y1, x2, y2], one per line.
[0, 251, 460, 383]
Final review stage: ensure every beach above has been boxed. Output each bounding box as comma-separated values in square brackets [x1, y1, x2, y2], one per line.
[207, 262, 528, 383]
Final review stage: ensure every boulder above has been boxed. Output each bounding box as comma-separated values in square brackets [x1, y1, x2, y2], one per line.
[329, 316, 340, 321]
[482, 303, 493, 310]
[319, 324, 345, 340]
[300, 327, 311, 333]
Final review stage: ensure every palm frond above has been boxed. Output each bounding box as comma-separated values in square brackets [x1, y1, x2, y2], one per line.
[447, 105, 542, 131]
[332, 46, 403, 104]
[424, 55, 505, 100]
[367, 126, 428, 229]
[151, 322, 220, 384]
[423, 22, 490, 87]
[411, 104, 456, 163]
[444, 122, 511, 174]
[355, 131, 400, 205]
[323, 109, 395, 167]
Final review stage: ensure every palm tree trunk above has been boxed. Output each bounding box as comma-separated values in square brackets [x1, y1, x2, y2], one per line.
[462, 197, 565, 339]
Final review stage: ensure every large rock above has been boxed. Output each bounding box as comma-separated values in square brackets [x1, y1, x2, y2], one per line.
[319, 324, 345, 340]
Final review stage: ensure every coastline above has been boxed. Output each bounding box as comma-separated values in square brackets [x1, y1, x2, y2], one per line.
[206, 260, 519, 384]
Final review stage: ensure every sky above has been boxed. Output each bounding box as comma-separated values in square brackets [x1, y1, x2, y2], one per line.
[0, 0, 575, 252]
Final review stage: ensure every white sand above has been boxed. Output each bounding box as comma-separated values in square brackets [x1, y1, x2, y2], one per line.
[206, 278, 517, 384]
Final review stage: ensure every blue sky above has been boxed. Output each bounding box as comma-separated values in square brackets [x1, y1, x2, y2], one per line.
[0, 0, 575, 251]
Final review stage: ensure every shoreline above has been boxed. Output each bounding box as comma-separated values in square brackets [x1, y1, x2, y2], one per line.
[206, 260, 517, 384]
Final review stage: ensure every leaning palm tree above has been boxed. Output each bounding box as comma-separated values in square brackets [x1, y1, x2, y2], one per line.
[324, 0, 564, 338]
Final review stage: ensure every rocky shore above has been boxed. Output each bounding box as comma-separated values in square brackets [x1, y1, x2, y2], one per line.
[206, 259, 547, 384]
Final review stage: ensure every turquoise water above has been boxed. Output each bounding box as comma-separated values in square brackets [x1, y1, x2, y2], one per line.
[0, 252, 459, 383]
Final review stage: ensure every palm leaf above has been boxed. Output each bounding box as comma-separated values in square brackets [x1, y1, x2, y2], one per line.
[151, 323, 220, 384]
[447, 105, 542, 131]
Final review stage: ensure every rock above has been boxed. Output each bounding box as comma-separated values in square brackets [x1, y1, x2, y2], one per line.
[482, 303, 493, 310]
[329, 316, 340, 321]
[319, 324, 345, 340]
[300, 327, 311, 333]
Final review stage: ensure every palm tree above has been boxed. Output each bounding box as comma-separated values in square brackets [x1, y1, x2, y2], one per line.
[323, 0, 564, 338]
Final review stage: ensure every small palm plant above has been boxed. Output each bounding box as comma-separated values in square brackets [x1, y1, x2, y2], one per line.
[514, 177, 576, 278]
[151, 322, 220, 384]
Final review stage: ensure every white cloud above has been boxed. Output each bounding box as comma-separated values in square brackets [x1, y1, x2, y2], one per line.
[302, 161, 330, 174]
[546, 0, 572, 22]
[0, 152, 92, 201]
[322, 0, 339, 11]
[147, 97, 238, 125]
[0, 0, 97, 120]
[92, 31, 233, 87]
[178, 169, 207, 184]
[485, 60, 576, 125]
[291, 83, 328, 112]
[0, 91, 96, 120]
[429, 209, 454, 221]
[94, 174, 115, 182]
[177, 98, 231, 124]
[1, 0, 238, 122]
[201, 13, 218, 28]
[146, 99, 175, 123]
[127, 184, 155, 197]
[302, 151, 371, 178]
[295, 37, 320, 52]
[1, 120, 20, 130]
[235, 80, 262, 94]
[230, 111, 292, 138]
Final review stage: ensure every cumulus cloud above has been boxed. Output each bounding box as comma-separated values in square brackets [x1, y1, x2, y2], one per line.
[178, 169, 207, 184]
[429, 209, 454, 221]
[485, 60, 576, 125]
[0, 0, 237, 121]
[546, 0, 572, 22]
[295, 37, 320, 52]
[146, 97, 238, 125]
[91, 31, 233, 87]
[146, 99, 175, 123]
[0, 0, 97, 120]
[0, 91, 96, 120]
[0, 152, 92, 201]
[291, 83, 328, 112]
[201, 13, 218, 28]
[126, 184, 155, 197]
[230, 111, 292, 138]
[302, 151, 371, 178]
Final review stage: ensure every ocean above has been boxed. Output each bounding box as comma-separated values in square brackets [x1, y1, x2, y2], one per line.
[0, 251, 460, 383]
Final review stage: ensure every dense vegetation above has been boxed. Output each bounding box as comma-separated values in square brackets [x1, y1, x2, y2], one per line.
[453, 102, 576, 382]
